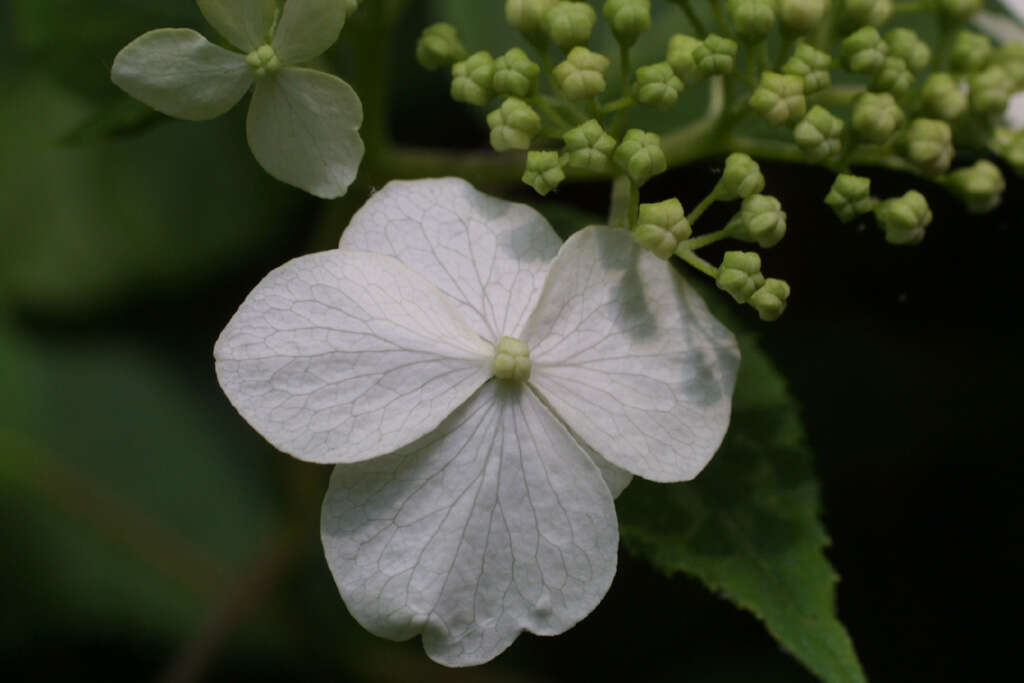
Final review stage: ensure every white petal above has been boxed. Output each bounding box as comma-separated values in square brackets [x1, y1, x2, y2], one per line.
[244, 67, 364, 197]
[214, 249, 492, 464]
[522, 226, 741, 483]
[246, 67, 364, 198]
[197, 0, 277, 51]
[339, 178, 562, 343]
[996, 0, 1024, 25]
[587, 446, 633, 498]
[1007, 92, 1024, 130]
[321, 382, 618, 666]
[272, 0, 348, 64]
[973, 10, 1024, 43]
[111, 28, 252, 121]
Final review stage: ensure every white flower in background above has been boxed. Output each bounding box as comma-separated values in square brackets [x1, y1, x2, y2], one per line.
[214, 178, 739, 665]
[112, 0, 364, 199]
[975, 0, 1024, 128]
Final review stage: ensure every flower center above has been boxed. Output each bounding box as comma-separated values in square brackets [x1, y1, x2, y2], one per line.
[492, 336, 532, 382]
[246, 44, 282, 78]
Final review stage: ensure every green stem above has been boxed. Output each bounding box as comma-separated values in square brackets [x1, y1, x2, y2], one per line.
[601, 96, 635, 115]
[608, 175, 632, 227]
[775, 35, 794, 70]
[810, 85, 866, 108]
[628, 181, 641, 229]
[619, 42, 632, 96]
[676, 0, 708, 36]
[677, 227, 732, 250]
[688, 192, 718, 223]
[675, 248, 720, 278]
[530, 94, 571, 131]
[709, 0, 731, 37]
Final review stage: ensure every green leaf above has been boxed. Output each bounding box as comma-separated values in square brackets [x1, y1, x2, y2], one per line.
[617, 334, 867, 683]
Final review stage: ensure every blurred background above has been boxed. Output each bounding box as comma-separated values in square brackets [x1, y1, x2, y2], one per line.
[1, 1, 1022, 681]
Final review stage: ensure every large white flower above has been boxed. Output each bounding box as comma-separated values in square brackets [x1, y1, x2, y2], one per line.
[111, 0, 364, 198]
[214, 178, 740, 665]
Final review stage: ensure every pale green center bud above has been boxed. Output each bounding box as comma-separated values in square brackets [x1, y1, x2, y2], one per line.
[493, 336, 532, 381]
[246, 44, 281, 78]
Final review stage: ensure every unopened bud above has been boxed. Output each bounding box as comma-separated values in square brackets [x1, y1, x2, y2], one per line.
[782, 43, 833, 94]
[716, 251, 765, 303]
[562, 119, 618, 172]
[726, 194, 787, 248]
[717, 152, 766, 200]
[993, 42, 1024, 88]
[874, 190, 932, 245]
[493, 48, 541, 97]
[852, 91, 905, 143]
[522, 150, 566, 195]
[543, 2, 597, 50]
[936, 0, 982, 24]
[845, 0, 893, 27]
[942, 159, 1006, 213]
[694, 34, 739, 77]
[841, 26, 889, 74]
[749, 278, 791, 321]
[969, 65, 1011, 115]
[728, 0, 777, 43]
[904, 118, 954, 176]
[505, 0, 557, 35]
[416, 23, 467, 71]
[553, 46, 610, 99]
[634, 62, 685, 109]
[487, 98, 542, 151]
[992, 128, 1024, 176]
[634, 198, 692, 259]
[826, 174, 875, 223]
[794, 106, 844, 162]
[920, 73, 968, 120]
[451, 51, 495, 106]
[603, 0, 652, 46]
[950, 31, 992, 74]
[749, 71, 807, 126]
[885, 28, 931, 73]
[667, 34, 703, 84]
[777, 0, 828, 34]
[871, 56, 914, 96]
[613, 129, 667, 186]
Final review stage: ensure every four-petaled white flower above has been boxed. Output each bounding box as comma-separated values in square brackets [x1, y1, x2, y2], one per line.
[112, 0, 364, 199]
[214, 178, 740, 665]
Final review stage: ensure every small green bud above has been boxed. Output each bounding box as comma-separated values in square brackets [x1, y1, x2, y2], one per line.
[492, 336, 532, 381]
[874, 190, 932, 245]
[522, 150, 566, 195]
[614, 129, 667, 186]
[716, 251, 765, 303]
[969, 65, 1011, 115]
[794, 106, 844, 162]
[852, 91, 905, 143]
[936, 0, 982, 24]
[543, 2, 597, 50]
[603, 0, 652, 46]
[727, 194, 787, 248]
[826, 174, 875, 223]
[246, 45, 281, 77]
[694, 34, 739, 77]
[493, 48, 541, 97]
[667, 34, 704, 84]
[562, 119, 618, 172]
[920, 73, 968, 120]
[553, 47, 610, 99]
[993, 42, 1024, 89]
[777, 0, 828, 34]
[633, 62, 685, 109]
[451, 51, 495, 106]
[728, 0, 777, 43]
[781, 43, 833, 94]
[870, 57, 914, 96]
[749, 279, 791, 321]
[416, 23, 467, 71]
[841, 26, 889, 75]
[942, 159, 1006, 213]
[634, 198, 692, 259]
[749, 71, 807, 126]
[992, 128, 1024, 176]
[717, 152, 766, 200]
[950, 31, 992, 74]
[884, 28, 931, 73]
[844, 0, 892, 28]
[904, 118, 954, 176]
[505, 0, 557, 35]
[487, 98, 542, 151]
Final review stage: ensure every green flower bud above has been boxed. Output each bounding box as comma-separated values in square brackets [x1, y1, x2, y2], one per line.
[950, 31, 992, 74]
[728, 0, 777, 43]
[613, 129, 667, 186]
[553, 46, 610, 99]
[505, 0, 557, 34]
[634, 198, 692, 259]
[716, 152, 766, 200]
[904, 118, 954, 176]
[874, 190, 932, 245]
[727, 194, 787, 248]
[667, 34, 704, 84]
[885, 28, 931, 73]
[562, 119, 618, 172]
[451, 52, 495, 106]
[781, 43, 833, 94]
[749, 71, 807, 126]
[492, 336, 532, 381]
[487, 98, 542, 151]
[970, 65, 1011, 115]
[825, 174, 875, 223]
[777, 0, 828, 34]
[920, 73, 968, 120]
[543, 2, 597, 50]
[993, 42, 1024, 89]
[992, 128, 1024, 176]
[749, 279, 791, 321]
[633, 62, 685, 109]
[870, 57, 914, 96]
[603, 0, 652, 46]
[716, 251, 765, 303]
[845, 0, 892, 27]
[942, 159, 1006, 213]
[493, 48, 541, 97]
[841, 26, 889, 75]
[794, 105, 844, 162]
[694, 34, 739, 77]
[416, 23, 467, 71]
[936, 0, 982, 24]
[522, 150, 566, 195]
[851, 91, 905, 143]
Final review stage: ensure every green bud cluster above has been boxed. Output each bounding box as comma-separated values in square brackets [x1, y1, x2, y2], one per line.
[841, 26, 889, 75]
[487, 98, 542, 151]
[634, 62, 684, 109]
[451, 51, 495, 106]
[562, 119, 617, 172]
[852, 91, 905, 143]
[942, 160, 1006, 213]
[728, 0, 777, 44]
[667, 34, 703, 84]
[826, 174, 875, 223]
[920, 73, 968, 120]
[749, 72, 806, 126]
[553, 47, 610, 99]
[694, 34, 739, 77]
[633, 198, 692, 259]
[950, 31, 992, 74]
[874, 190, 932, 245]
[794, 106, 844, 162]
[493, 48, 540, 97]
[885, 28, 930, 73]
[727, 194, 787, 247]
[614, 129, 666, 186]
[716, 153, 766, 200]
[904, 118, 953, 176]
[543, 2, 597, 50]
[603, 0, 652, 46]
[522, 150, 566, 195]
[416, 23, 467, 71]
[782, 43, 833, 94]
[844, 0, 893, 28]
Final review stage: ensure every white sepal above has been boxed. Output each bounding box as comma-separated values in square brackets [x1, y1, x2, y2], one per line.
[197, 0, 277, 51]
[272, 0, 349, 64]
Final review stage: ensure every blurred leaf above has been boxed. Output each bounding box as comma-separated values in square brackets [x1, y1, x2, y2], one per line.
[617, 335, 867, 683]
[60, 96, 166, 146]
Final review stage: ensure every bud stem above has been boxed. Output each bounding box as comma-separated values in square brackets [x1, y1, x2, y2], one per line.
[688, 192, 718, 223]
[675, 248, 720, 278]
[677, 228, 732, 251]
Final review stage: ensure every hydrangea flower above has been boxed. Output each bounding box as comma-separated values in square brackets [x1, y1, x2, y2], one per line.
[214, 178, 739, 665]
[111, 0, 364, 199]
